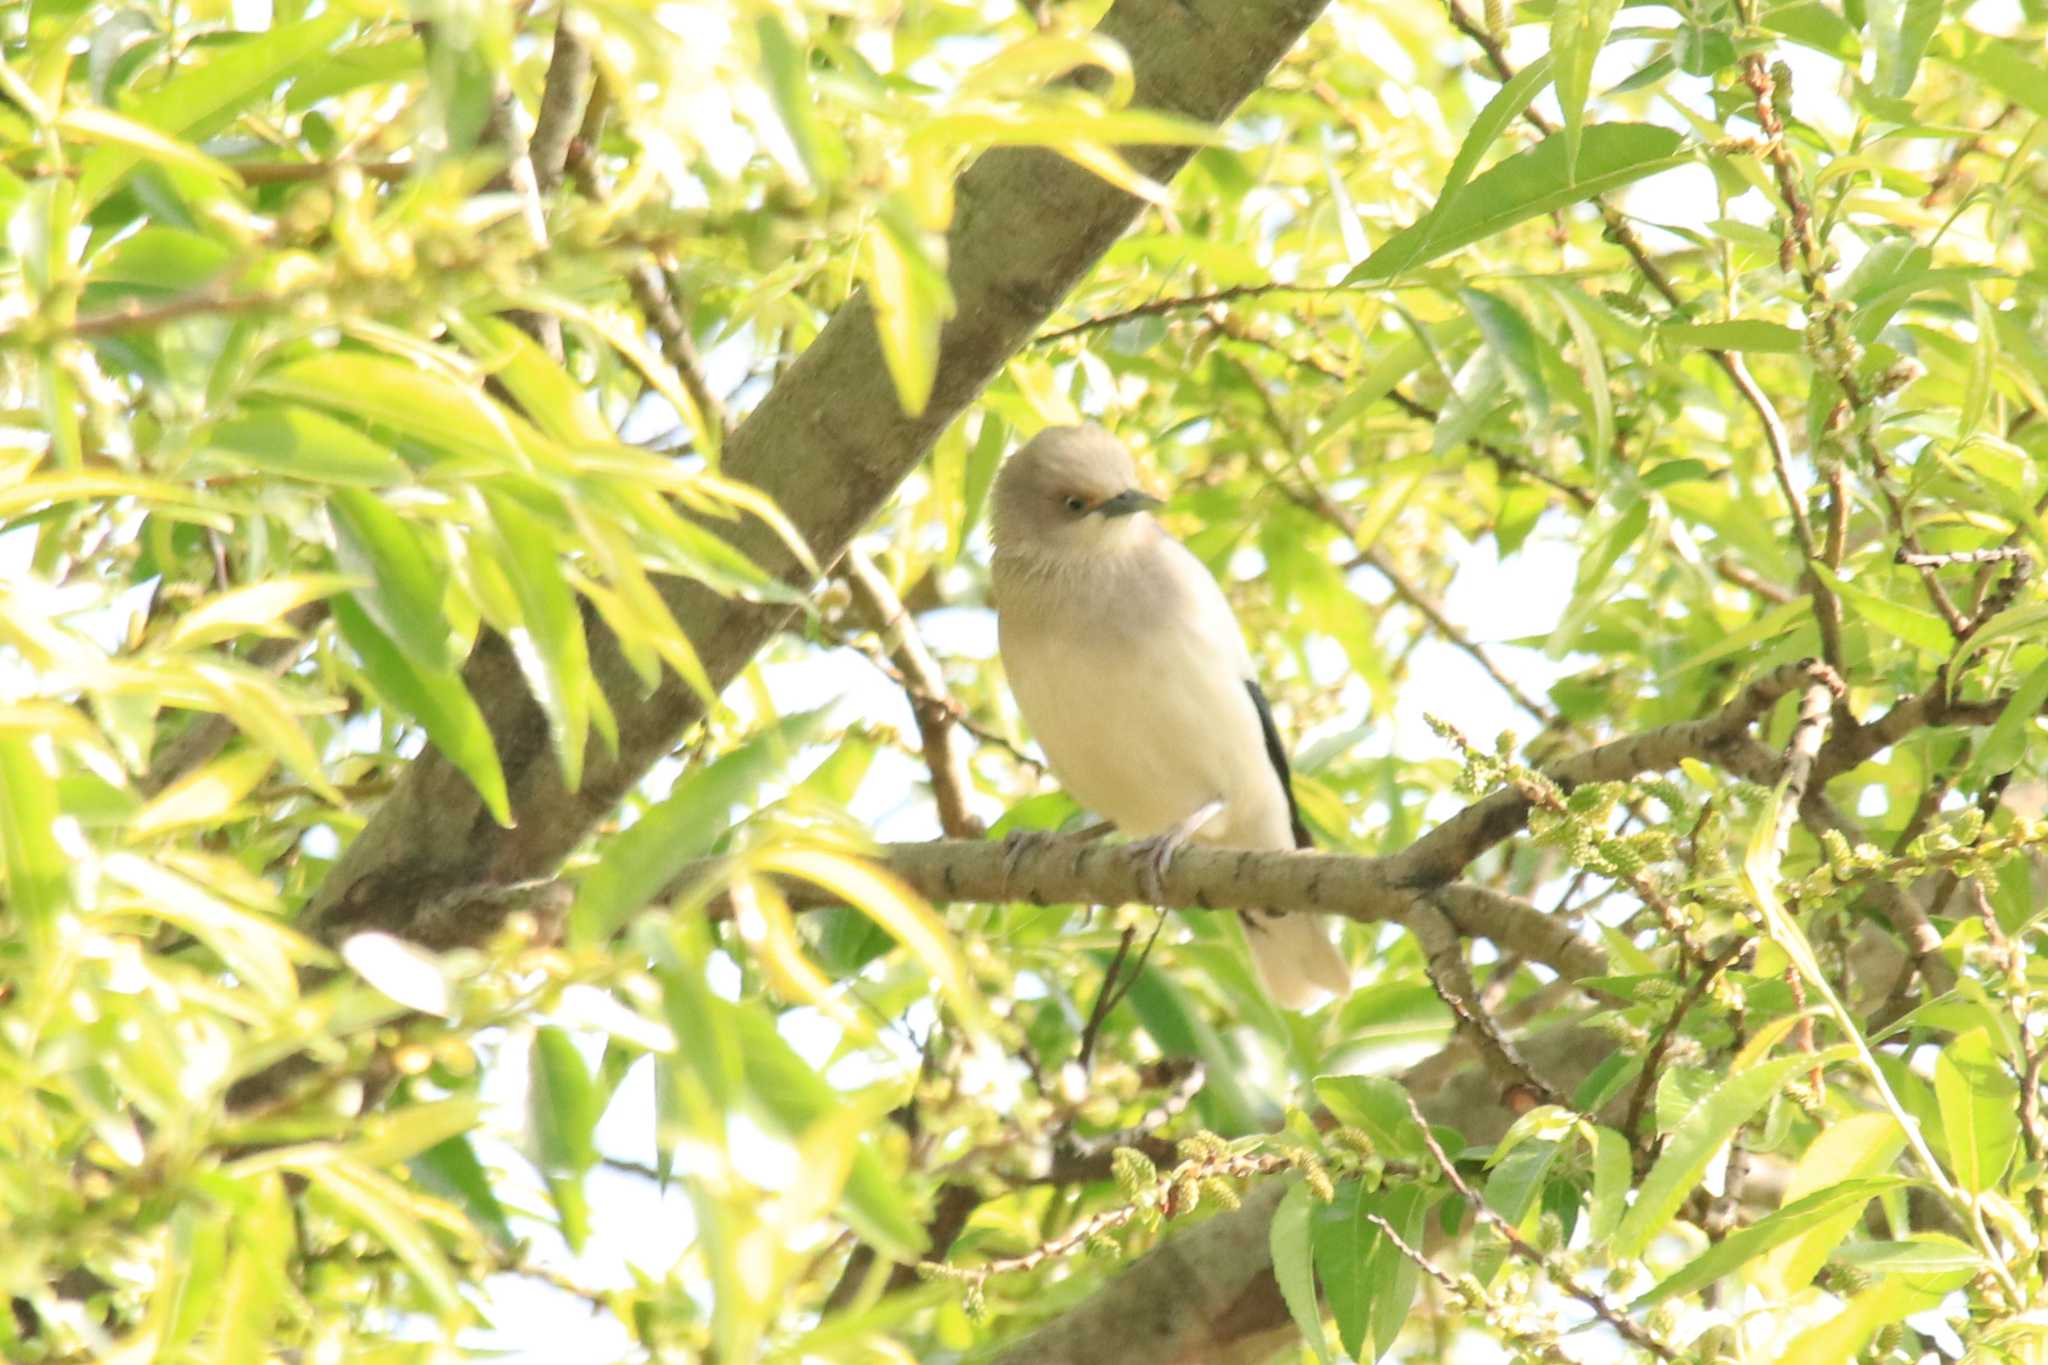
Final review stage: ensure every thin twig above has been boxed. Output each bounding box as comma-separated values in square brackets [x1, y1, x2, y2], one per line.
[1402, 1094, 1682, 1361]
[838, 547, 983, 839]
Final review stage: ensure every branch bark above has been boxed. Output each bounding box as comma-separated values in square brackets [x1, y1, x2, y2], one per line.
[302, 0, 1336, 945]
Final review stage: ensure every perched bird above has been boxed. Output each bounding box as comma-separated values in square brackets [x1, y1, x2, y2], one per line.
[989, 424, 1351, 1009]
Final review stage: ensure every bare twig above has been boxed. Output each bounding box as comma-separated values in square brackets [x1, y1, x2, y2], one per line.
[838, 547, 983, 839]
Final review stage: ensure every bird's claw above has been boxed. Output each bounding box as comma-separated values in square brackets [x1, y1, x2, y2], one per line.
[1126, 798, 1226, 906]
[1000, 828, 1055, 899]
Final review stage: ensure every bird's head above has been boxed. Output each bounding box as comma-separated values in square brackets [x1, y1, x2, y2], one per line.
[991, 425, 1165, 567]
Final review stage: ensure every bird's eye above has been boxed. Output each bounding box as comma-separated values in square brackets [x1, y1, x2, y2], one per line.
[1063, 495, 1089, 514]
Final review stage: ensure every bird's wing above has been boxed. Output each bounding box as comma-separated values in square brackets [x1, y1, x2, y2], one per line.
[1244, 678, 1313, 850]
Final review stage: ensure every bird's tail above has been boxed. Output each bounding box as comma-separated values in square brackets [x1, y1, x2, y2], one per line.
[1241, 911, 1351, 1011]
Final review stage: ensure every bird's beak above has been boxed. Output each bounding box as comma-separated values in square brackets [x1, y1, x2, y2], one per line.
[1097, 488, 1164, 518]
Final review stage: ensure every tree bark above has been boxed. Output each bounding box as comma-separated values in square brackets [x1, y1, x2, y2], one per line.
[303, 0, 1334, 943]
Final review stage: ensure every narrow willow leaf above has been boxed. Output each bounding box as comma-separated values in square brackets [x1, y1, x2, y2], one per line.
[413, 1137, 515, 1249]
[103, 852, 310, 1008]
[1973, 657, 2048, 776]
[1935, 1028, 2019, 1194]
[1349, 125, 1688, 282]
[861, 202, 955, 417]
[332, 594, 510, 827]
[207, 404, 410, 485]
[163, 575, 347, 651]
[752, 845, 984, 1029]
[1661, 319, 1806, 353]
[1780, 1280, 1944, 1365]
[569, 709, 832, 944]
[1808, 562, 1953, 654]
[531, 1026, 599, 1250]
[1612, 1052, 1819, 1260]
[1633, 1176, 1904, 1306]
[0, 734, 68, 944]
[59, 106, 236, 194]
[129, 748, 274, 839]
[1271, 1179, 1333, 1365]
[291, 1158, 465, 1317]
[328, 488, 457, 674]
[1551, 0, 1623, 176]
[483, 491, 589, 792]
[346, 1098, 482, 1170]
[75, 13, 350, 206]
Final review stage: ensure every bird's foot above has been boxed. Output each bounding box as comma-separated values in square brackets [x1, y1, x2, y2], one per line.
[999, 822, 1115, 899]
[1127, 798, 1226, 906]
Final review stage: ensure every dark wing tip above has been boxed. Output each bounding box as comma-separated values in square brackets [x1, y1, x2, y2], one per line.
[1244, 679, 1313, 850]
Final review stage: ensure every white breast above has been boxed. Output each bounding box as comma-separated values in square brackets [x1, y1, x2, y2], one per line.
[995, 536, 1295, 851]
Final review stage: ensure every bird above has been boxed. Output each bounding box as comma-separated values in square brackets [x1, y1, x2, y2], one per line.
[988, 424, 1352, 1010]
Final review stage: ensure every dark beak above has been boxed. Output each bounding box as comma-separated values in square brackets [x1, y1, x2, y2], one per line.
[1097, 488, 1164, 518]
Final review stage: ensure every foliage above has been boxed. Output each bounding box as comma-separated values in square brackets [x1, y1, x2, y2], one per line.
[1, 0, 2047, 1361]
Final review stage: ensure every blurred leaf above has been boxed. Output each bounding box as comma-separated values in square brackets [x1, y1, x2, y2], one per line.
[1661, 320, 1805, 354]
[75, 12, 350, 205]
[1350, 125, 1689, 282]
[163, 575, 345, 651]
[103, 851, 310, 1008]
[570, 709, 831, 944]
[207, 405, 411, 485]
[532, 1026, 600, 1250]
[483, 490, 590, 791]
[1634, 1176, 1903, 1305]
[413, 1136, 515, 1249]
[1779, 1279, 1944, 1365]
[0, 734, 68, 946]
[1935, 1028, 2019, 1194]
[332, 594, 510, 826]
[1271, 1178, 1332, 1365]
[1612, 1052, 1820, 1260]
[129, 747, 274, 838]
[1315, 1075, 1429, 1160]
[340, 932, 452, 1018]
[861, 200, 955, 417]
[1551, 0, 1622, 177]
[328, 488, 457, 674]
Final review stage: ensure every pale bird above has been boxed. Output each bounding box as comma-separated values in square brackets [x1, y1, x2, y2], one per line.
[989, 424, 1352, 1010]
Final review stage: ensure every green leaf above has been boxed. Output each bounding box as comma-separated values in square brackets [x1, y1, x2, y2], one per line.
[0, 734, 68, 947]
[1586, 1124, 1630, 1243]
[1661, 320, 1806, 354]
[531, 1026, 599, 1250]
[329, 488, 456, 674]
[1612, 1052, 1819, 1260]
[1271, 1179, 1332, 1365]
[1366, 1184, 1427, 1359]
[483, 491, 590, 792]
[1315, 1075, 1429, 1160]
[1312, 1178, 1378, 1360]
[1668, 597, 1810, 674]
[1931, 30, 2048, 120]
[1935, 1028, 2019, 1194]
[1762, 1114, 1909, 1296]
[288, 1157, 465, 1318]
[1633, 1177, 1903, 1306]
[332, 594, 510, 827]
[1872, 0, 1944, 98]
[1808, 562, 1953, 655]
[1973, 657, 2048, 776]
[1542, 282, 1615, 473]
[77, 13, 351, 206]
[207, 404, 410, 485]
[1833, 1234, 1985, 1276]
[1349, 124, 1689, 283]
[103, 852, 307, 1009]
[861, 198, 955, 417]
[1779, 1279, 1944, 1365]
[1551, 0, 1623, 176]
[413, 1136, 515, 1249]
[1462, 288, 1549, 423]
[257, 352, 532, 470]
[569, 709, 833, 944]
